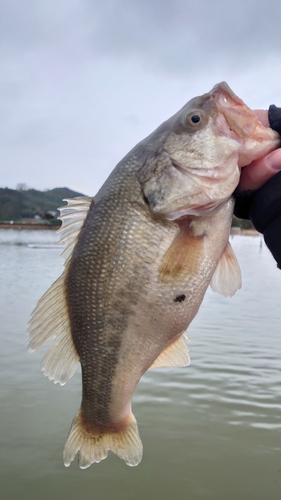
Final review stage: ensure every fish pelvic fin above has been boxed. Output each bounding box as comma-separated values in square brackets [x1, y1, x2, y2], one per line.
[210, 241, 242, 297]
[57, 197, 93, 268]
[150, 332, 190, 368]
[63, 410, 143, 468]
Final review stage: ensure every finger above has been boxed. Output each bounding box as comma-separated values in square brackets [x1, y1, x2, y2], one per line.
[238, 149, 281, 191]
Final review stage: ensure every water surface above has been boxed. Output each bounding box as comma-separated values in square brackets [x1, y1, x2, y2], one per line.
[0, 229, 280, 500]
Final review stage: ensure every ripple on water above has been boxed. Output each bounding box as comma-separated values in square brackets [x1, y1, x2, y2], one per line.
[1, 231, 281, 499]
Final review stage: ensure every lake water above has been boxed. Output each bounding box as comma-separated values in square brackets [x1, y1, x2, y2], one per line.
[0, 228, 281, 500]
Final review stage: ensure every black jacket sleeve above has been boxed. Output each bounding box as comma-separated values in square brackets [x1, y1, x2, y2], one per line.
[234, 105, 281, 269]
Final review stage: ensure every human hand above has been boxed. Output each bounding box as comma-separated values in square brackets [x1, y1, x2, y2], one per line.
[238, 149, 281, 191]
[234, 106, 281, 270]
[237, 109, 281, 191]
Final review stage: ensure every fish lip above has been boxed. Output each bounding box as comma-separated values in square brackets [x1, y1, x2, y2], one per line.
[211, 82, 259, 140]
[211, 81, 244, 106]
[163, 197, 230, 221]
[169, 157, 188, 175]
[170, 156, 224, 180]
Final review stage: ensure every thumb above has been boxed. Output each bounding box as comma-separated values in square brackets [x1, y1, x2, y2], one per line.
[238, 149, 281, 191]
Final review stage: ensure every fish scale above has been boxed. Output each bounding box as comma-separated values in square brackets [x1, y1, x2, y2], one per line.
[28, 82, 280, 468]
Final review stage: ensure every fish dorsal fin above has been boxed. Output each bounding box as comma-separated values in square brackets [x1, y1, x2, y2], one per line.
[210, 241, 242, 297]
[150, 332, 190, 369]
[57, 197, 93, 267]
[28, 197, 93, 385]
[28, 271, 79, 385]
[159, 225, 204, 281]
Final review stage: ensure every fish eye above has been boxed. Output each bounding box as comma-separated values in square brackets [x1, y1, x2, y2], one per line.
[191, 114, 201, 123]
[184, 111, 203, 129]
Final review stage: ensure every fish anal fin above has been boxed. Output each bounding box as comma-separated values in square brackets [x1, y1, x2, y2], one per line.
[159, 225, 204, 281]
[210, 241, 242, 297]
[63, 409, 143, 468]
[150, 332, 190, 369]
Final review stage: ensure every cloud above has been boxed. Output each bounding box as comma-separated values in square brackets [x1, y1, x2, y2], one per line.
[87, 0, 281, 73]
[2, 0, 281, 74]
[1, 0, 281, 194]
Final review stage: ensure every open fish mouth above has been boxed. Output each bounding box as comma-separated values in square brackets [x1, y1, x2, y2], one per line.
[28, 81, 280, 469]
[211, 82, 259, 139]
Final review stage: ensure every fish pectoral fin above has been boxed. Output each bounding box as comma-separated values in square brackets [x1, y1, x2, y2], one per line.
[150, 332, 190, 369]
[64, 409, 143, 468]
[210, 241, 242, 297]
[159, 225, 204, 281]
[28, 271, 79, 386]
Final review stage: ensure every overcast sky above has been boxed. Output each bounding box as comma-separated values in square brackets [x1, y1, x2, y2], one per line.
[1, 0, 281, 195]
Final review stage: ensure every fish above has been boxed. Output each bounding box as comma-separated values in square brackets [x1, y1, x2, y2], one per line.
[28, 82, 280, 469]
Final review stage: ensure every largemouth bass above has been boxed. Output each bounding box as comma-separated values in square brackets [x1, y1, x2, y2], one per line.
[29, 82, 280, 468]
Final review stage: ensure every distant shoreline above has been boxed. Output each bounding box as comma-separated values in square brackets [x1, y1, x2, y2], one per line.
[231, 228, 260, 236]
[0, 222, 260, 236]
[0, 223, 59, 230]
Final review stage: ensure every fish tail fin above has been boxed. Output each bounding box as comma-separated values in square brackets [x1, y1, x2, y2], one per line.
[63, 409, 143, 468]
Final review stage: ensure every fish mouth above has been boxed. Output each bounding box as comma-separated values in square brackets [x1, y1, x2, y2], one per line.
[211, 82, 258, 139]
[171, 156, 224, 180]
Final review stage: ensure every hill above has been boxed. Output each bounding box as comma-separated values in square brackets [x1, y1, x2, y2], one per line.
[0, 185, 253, 230]
[0, 187, 86, 221]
